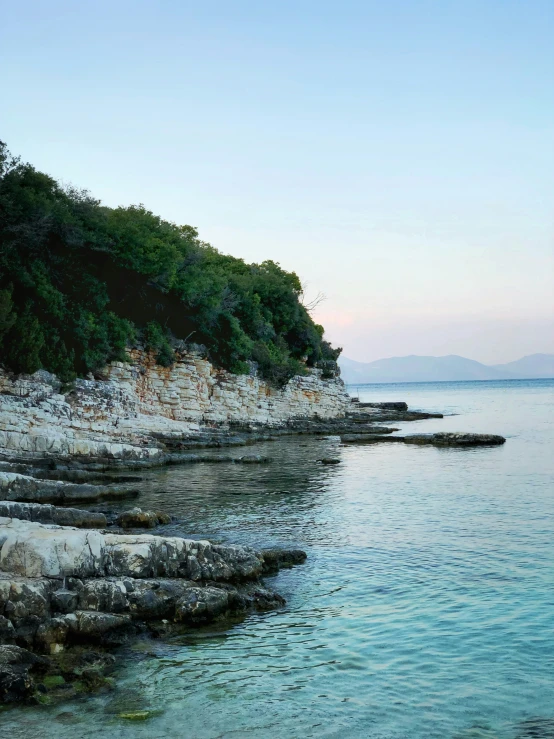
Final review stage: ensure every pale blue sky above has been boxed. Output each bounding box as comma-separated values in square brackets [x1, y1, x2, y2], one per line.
[2, 0, 553, 362]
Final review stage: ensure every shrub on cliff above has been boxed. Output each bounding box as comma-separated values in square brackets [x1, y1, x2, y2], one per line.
[0, 141, 340, 385]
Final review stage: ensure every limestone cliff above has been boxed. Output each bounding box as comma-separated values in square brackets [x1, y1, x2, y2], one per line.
[0, 349, 349, 462]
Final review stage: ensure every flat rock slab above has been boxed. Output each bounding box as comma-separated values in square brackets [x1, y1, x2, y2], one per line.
[347, 409, 444, 422]
[404, 432, 506, 447]
[235, 455, 271, 464]
[0, 518, 263, 581]
[164, 453, 272, 465]
[0, 501, 107, 528]
[337, 426, 398, 435]
[341, 432, 505, 447]
[0, 471, 138, 504]
[341, 434, 406, 444]
[356, 402, 409, 411]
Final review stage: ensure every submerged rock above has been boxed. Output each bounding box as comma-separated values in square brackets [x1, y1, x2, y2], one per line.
[514, 717, 554, 739]
[0, 527, 303, 666]
[0, 520, 300, 653]
[119, 711, 156, 721]
[235, 455, 271, 464]
[0, 645, 49, 703]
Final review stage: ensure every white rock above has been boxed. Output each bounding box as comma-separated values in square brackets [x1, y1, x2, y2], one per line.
[0, 518, 104, 578]
[0, 519, 263, 582]
[0, 349, 349, 461]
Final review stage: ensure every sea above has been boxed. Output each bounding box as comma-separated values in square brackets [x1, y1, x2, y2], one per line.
[4, 379, 554, 738]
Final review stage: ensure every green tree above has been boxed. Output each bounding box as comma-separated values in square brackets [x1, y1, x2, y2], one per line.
[0, 141, 340, 386]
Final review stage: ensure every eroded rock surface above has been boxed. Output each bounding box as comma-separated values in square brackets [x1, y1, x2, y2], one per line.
[0, 501, 106, 528]
[0, 516, 305, 680]
[115, 508, 170, 529]
[0, 518, 264, 581]
[0, 644, 49, 703]
[0, 350, 349, 466]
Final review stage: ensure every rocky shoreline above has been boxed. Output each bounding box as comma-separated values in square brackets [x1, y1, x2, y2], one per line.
[0, 363, 507, 709]
[0, 510, 306, 706]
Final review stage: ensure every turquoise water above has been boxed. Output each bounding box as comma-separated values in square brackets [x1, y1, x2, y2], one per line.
[5, 379, 554, 738]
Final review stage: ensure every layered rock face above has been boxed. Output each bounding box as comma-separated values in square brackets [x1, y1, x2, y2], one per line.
[0, 502, 107, 528]
[0, 471, 139, 503]
[0, 514, 303, 703]
[0, 517, 300, 651]
[0, 350, 349, 462]
[0, 518, 263, 581]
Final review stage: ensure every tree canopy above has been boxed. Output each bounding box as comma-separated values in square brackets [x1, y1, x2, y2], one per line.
[0, 142, 340, 385]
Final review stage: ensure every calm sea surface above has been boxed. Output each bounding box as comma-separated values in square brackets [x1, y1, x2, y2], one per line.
[5, 379, 554, 738]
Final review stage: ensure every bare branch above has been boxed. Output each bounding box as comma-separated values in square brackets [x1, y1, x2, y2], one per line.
[301, 285, 326, 312]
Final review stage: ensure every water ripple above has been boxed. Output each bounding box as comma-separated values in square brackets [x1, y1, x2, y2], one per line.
[3, 380, 554, 738]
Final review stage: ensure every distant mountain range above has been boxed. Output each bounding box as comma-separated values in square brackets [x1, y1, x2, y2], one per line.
[338, 353, 554, 385]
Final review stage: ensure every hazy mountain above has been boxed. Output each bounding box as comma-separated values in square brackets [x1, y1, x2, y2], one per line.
[492, 354, 554, 379]
[338, 353, 554, 384]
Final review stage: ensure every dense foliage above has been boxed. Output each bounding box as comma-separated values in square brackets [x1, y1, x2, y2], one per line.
[0, 142, 340, 385]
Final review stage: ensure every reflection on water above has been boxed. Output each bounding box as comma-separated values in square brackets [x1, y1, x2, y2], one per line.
[4, 380, 554, 738]
[125, 435, 348, 548]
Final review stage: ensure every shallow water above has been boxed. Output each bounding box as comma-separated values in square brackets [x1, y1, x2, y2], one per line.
[5, 379, 554, 738]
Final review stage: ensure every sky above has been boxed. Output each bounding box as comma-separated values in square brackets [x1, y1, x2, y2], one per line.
[1, 0, 553, 363]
